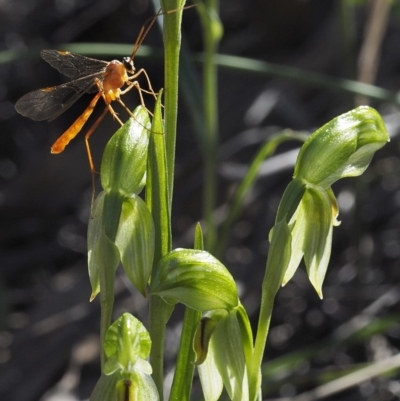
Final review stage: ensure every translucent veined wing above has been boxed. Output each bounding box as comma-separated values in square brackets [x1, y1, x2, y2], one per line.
[15, 78, 98, 121]
[41, 50, 108, 80]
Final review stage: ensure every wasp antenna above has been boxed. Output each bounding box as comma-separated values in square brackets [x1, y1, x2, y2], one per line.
[164, 4, 197, 14]
[130, 24, 146, 61]
[129, 4, 196, 61]
[130, 8, 163, 61]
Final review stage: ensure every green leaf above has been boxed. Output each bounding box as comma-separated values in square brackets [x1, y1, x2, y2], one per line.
[90, 224, 121, 301]
[146, 91, 174, 399]
[88, 192, 155, 298]
[95, 229, 120, 367]
[194, 222, 205, 251]
[264, 219, 292, 297]
[115, 195, 155, 296]
[87, 191, 106, 300]
[94, 228, 120, 276]
[101, 106, 151, 197]
[275, 178, 307, 225]
[149, 249, 238, 311]
[145, 91, 170, 262]
[102, 190, 124, 242]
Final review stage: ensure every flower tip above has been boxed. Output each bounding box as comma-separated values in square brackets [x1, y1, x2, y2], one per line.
[310, 278, 324, 299]
[333, 218, 341, 227]
[90, 291, 99, 302]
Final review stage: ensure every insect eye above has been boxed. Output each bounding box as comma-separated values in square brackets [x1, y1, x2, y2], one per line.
[123, 57, 134, 73]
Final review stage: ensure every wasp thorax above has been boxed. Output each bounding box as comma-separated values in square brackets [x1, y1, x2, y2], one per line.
[103, 60, 129, 91]
[123, 57, 135, 74]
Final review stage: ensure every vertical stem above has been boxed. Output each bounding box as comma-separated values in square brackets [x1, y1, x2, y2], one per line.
[148, 0, 185, 394]
[203, 0, 218, 252]
[249, 220, 291, 401]
[149, 295, 173, 397]
[161, 0, 186, 211]
[196, 0, 222, 252]
[169, 224, 204, 400]
[147, 93, 174, 398]
[337, 0, 356, 79]
[169, 308, 201, 401]
[336, 0, 356, 110]
[248, 292, 274, 401]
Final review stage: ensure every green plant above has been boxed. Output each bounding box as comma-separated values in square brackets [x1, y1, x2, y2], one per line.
[28, 2, 389, 401]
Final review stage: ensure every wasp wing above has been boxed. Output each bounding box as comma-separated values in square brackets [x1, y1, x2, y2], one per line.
[41, 50, 108, 81]
[15, 78, 98, 121]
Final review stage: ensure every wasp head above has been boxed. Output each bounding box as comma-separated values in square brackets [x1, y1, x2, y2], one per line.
[123, 57, 135, 74]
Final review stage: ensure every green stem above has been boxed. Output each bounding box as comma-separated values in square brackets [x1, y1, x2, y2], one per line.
[337, 0, 355, 79]
[147, 93, 174, 398]
[196, 0, 222, 252]
[149, 295, 173, 397]
[148, 0, 186, 394]
[249, 219, 292, 401]
[161, 0, 186, 211]
[147, 0, 186, 395]
[169, 307, 201, 401]
[249, 292, 274, 401]
[169, 223, 204, 400]
[99, 263, 115, 368]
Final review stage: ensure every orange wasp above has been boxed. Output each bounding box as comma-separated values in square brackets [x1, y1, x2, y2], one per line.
[15, 12, 159, 173]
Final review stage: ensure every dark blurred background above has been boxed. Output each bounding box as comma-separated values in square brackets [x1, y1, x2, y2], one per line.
[1, 0, 400, 400]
